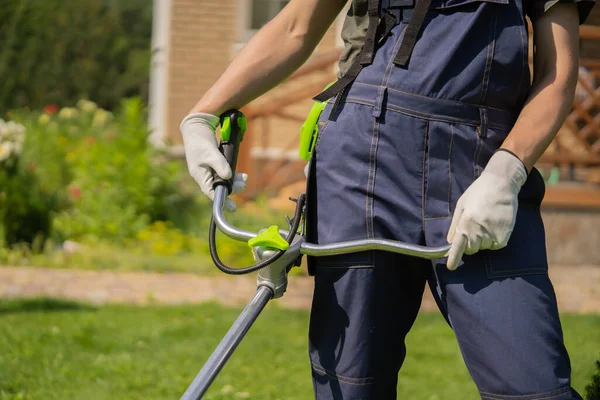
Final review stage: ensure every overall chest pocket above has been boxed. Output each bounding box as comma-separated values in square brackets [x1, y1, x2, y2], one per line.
[407, 0, 526, 108]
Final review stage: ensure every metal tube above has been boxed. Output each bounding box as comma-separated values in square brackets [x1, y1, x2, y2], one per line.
[180, 286, 274, 400]
[213, 187, 291, 240]
[301, 239, 450, 259]
[213, 186, 256, 241]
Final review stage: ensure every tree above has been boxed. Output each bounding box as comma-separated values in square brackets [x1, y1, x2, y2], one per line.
[0, 0, 152, 113]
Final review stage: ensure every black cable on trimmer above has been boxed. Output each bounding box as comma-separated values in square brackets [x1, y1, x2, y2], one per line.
[208, 191, 306, 275]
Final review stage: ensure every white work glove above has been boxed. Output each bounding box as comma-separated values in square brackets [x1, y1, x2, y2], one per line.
[446, 150, 528, 270]
[180, 112, 248, 212]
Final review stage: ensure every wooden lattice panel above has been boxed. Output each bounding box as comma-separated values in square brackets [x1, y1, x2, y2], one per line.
[572, 68, 600, 150]
[540, 25, 600, 169]
[541, 64, 600, 167]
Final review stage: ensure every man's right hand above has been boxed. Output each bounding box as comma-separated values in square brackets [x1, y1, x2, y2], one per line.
[180, 112, 248, 212]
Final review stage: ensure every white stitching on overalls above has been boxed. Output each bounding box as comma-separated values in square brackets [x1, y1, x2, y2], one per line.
[365, 24, 408, 238]
[513, 0, 527, 97]
[480, 11, 498, 104]
[447, 123, 455, 216]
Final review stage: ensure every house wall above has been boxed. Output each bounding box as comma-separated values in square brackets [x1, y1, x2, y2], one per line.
[165, 0, 237, 144]
[164, 2, 346, 145]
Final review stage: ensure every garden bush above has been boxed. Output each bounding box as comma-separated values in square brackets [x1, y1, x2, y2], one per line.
[5, 98, 196, 244]
[0, 118, 58, 247]
[0, 99, 276, 273]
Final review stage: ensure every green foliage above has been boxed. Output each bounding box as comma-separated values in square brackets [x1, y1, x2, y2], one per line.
[586, 359, 600, 400]
[0, 0, 152, 113]
[2, 98, 293, 273]
[0, 99, 281, 272]
[0, 118, 59, 247]
[0, 302, 598, 400]
[0, 168, 56, 247]
[48, 98, 193, 241]
[6, 98, 196, 244]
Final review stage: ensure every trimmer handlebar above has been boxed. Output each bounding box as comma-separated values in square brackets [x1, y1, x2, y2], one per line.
[211, 109, 450, 261]
[212, 185, 451, 260]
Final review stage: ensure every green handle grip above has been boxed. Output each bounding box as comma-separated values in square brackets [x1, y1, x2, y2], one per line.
[213, 110, 247, 194]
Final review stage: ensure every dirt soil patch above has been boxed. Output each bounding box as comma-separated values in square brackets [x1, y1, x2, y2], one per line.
[0, 264, 598, 313]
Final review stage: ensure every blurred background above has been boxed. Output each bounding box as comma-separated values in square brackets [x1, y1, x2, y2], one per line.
[0, 1, 598, 399]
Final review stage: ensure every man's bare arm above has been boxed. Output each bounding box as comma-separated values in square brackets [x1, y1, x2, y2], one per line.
[501, 4, 580, 171]
[190, 0, 347, 116]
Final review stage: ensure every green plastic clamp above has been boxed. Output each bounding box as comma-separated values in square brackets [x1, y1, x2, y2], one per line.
[220, 115, 247, 142]
[248, 225, 290, 251]
[298, 83, 334, 161]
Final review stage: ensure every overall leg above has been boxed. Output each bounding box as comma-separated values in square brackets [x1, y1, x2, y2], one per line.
[306, 101, 430, 399]
[309, 252, 427, 400]
[422, 120, 582, 399]
[432, 201, 581, 399]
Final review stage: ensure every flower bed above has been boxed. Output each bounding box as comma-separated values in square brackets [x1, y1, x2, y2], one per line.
[0, 98, 281, 273]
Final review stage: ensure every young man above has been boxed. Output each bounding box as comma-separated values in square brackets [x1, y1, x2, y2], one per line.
[180, 0, 594, 398]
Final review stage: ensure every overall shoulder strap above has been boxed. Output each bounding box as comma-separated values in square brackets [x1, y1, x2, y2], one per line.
[313, 0, 396, 118]
[393, 0, 431, 66]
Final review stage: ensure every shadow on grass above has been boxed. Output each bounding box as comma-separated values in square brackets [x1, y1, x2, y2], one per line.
[0, 298, 97, 315]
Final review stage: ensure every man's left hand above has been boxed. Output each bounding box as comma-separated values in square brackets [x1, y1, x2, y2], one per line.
[446, 150, 528, 270]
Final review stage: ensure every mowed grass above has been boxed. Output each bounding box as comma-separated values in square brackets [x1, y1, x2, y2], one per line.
[0, 299, 598, 400]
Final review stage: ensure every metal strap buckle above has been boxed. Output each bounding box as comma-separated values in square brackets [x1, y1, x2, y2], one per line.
[381, 0, 416, 23]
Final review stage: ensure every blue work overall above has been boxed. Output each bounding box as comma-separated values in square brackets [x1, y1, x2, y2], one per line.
[305, 1, 583, 399]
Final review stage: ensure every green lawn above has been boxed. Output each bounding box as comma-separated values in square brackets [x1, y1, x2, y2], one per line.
[0, 299, 598, 400]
